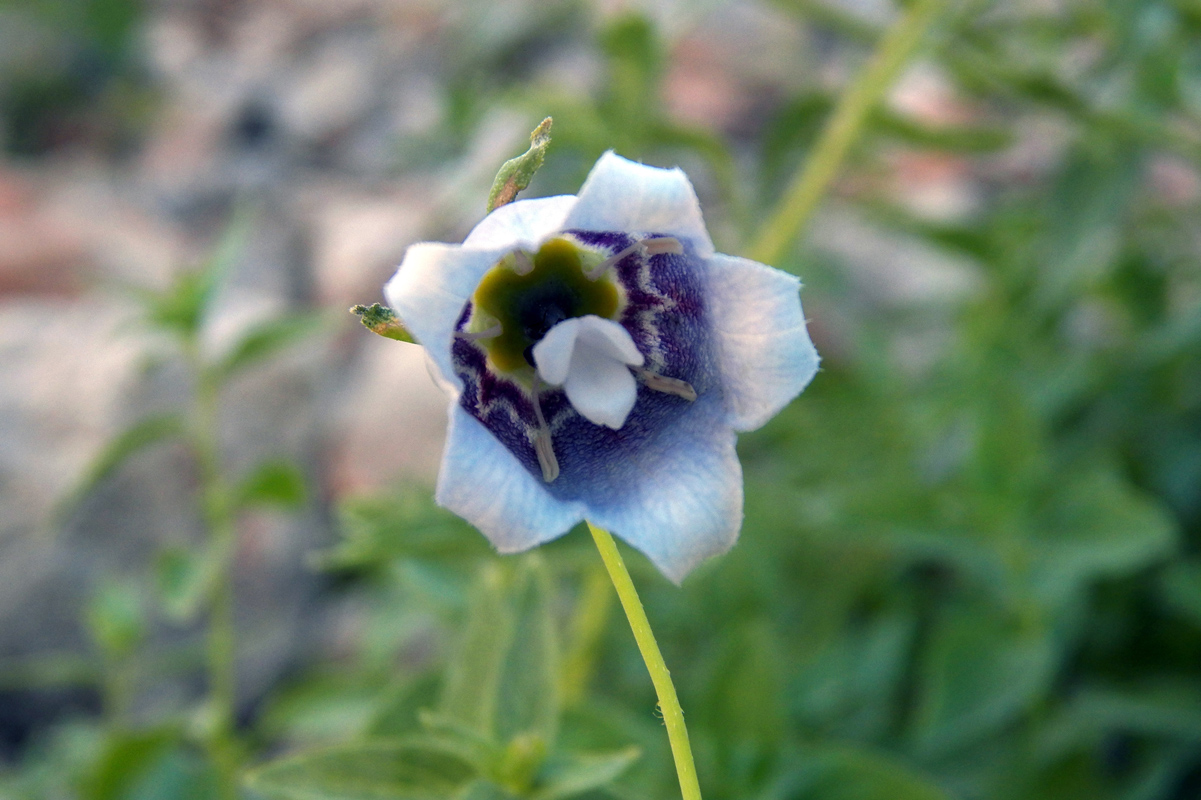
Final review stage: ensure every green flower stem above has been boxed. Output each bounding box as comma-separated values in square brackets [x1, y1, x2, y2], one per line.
[587, 522, 702, 800]
[186, 345, 240, 800]
[747, 0, 948, 267]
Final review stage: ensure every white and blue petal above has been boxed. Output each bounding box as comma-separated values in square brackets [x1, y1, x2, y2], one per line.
[584, 395, 743, 583]
[384, 197, 581, 390]
[437, 404, 586, 552]
[565, 152, 714, 256]
[704, 254, 820, 431]
[384, 243, 507, 390]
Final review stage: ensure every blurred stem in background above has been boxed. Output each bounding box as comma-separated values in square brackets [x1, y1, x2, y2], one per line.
[749, 0, 949, 266]
[183, 340, 241, 800]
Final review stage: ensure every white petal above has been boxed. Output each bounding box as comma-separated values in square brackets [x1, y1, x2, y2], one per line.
[587, 398, 743, 583]
[436, 404, 585, 552]
[463, 195, 577, 249]
[384, 243, 507, 389]
[529, 317, 580, 385]
[563, 348, 639, 429]
[576, 315, 645, 365]
[564, 152, 714, 256]
[532, 316, 645, 429]
[705, 254, 820, 431]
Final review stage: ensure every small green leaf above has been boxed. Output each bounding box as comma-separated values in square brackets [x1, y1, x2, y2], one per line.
[85, 580, 146, 659]
[455, 781, 517, 800]
[496, 733, 547, 796]
[245, 739, 480, 800]
[494, 555, 560, 747]
[438, 555, 561, 754]
[214, 312, 325, 382]
[531, 748, 641, 800]
[486, 117, 552, 213]
[1053, 682, 1201, 744]
[699, 621, 785, 745]
[913, 600, 1056, 756]
[369, 672, 443, 738]
[317, 489, 486, 573]
[1158, 560, 1201, 628]
[80, 728, 181, 800]
[58, 415, 186, 521]
[791, 745, 952, 800]
[1029, 466, 1177, 606]
[873, 108, 1014, 152]
[351, 303, 414, 343]
[233, 460, 307, 511]
[156, 546, 219, 622]
[416, 712, 501, 774]
[139, 208, 253, 339]
[261, 674, 383, 744]
[439, 563, 515, 738]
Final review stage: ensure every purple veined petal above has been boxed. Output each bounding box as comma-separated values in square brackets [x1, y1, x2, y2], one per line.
[437, 404, 586, 552]
[565, 152, 715, 257]
[384, 243, 508, 390]
[463, 195, 577, 249]
[704, 254, 820, 432]
[584, 394, 743, 584]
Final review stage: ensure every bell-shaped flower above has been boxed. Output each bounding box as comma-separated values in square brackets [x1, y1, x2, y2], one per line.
[385, 152, 819, 582]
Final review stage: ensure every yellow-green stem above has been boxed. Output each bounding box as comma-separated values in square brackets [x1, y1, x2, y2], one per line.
[747, 0, 948, 266]
[587, 523, 701, 800]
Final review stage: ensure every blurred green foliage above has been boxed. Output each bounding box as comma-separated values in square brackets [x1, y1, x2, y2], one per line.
[4, 0, 1201, 799]
[0, 0, 150, 156]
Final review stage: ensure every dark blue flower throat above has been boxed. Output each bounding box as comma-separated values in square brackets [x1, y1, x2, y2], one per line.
[450, 231, 718, 499]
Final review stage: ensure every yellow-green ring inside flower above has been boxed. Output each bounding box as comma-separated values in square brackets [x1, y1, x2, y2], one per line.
[472, 237, 620, 373]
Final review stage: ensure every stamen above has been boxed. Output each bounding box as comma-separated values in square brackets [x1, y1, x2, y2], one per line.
[454, 323, 502, 341]
[533, 429, 559, 483]
[531, 376, 559, 482]
[635, 367, 697, 402]
[585, 236, 684, 280]
[642, 236, 684, 256]
[512, 250, 535, 276]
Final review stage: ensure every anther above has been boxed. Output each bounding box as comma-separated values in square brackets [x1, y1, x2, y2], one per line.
[531, 376, 559, 482]
[454, 323, 502, 341]
[512, 250, 535, 276]
[635, 367, 697, 402]
[585, 236, 684, 280]
[642, 236, 684, 256]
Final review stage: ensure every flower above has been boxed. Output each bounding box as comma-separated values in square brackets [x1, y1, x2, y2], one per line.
[385, 152, 819, 582]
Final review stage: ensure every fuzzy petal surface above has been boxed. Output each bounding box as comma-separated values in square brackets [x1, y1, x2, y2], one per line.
[565, 152, 714, 256]
[463, 195, 577, 249]
[437, 404, 586, 552]
[705, 254, 820, 431]
[585, 394, 743, 583]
